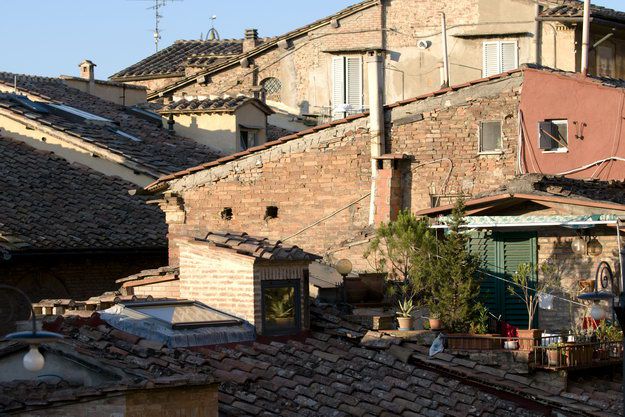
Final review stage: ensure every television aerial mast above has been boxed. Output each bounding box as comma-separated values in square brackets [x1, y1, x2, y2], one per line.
[206, 15, 220, 41]
[131, 0, 183, 52]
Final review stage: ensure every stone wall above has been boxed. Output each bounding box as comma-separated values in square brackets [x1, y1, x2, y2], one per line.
[13, 385, 218, 417]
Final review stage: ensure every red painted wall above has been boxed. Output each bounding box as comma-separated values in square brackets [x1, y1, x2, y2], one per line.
[520, 69, 625, 180]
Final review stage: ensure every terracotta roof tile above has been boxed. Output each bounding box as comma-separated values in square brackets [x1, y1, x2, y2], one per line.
[0, 73, 222, 176]
[0, 135, 165, 251]
[111, 40, 243, 80]
[539, 0, 625, 23]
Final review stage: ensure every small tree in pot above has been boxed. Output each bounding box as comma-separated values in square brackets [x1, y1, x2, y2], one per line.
[509, 261, 559, 350]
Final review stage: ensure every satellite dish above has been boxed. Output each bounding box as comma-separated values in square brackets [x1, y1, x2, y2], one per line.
[418, 40, 432, 49]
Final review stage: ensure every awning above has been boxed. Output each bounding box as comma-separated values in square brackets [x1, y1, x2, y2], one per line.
[431, 214, 619, 229]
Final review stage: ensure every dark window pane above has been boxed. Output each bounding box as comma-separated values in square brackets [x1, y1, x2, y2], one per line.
[480, 121, 502, 152]
[264, 286, 296, 331]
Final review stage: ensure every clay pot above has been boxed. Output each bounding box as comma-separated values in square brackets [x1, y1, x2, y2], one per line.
[397, 316, 413, 331]
[547, 349, 562, 367]
[429, 318, 442, 330]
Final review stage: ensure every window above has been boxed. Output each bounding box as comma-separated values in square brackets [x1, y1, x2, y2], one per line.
[261, 77, 282, 100]
[332, 56, 362, 119]
[113, 129, 142, 142]
[479, 121, 502, 153]
[261, 280, 301, 335]
[539, 119, 568, 152]
[483, 41, 518, 77]
[240, 129, 258, 151]
[47, 103, 112, 124]
[221, 207, 233, 221]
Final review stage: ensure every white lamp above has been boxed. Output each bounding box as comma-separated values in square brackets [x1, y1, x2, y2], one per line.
[590, 301, 607, 321]
[23, 345, 45, 372]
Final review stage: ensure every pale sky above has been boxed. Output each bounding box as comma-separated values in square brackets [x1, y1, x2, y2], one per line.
[0, 0, 621, 79]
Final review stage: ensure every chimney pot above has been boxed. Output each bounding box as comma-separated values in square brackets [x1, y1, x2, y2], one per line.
[243, 28, 260, 53]
[79, 59, 96, 82]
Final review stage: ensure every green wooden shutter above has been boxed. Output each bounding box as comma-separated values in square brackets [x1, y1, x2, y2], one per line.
[497, 231, 537, 329]
[468, 231, 500, 315]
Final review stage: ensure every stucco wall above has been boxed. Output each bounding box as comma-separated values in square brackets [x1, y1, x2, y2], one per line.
[520, 69, 625, 180]
[62, 79, 147, 106]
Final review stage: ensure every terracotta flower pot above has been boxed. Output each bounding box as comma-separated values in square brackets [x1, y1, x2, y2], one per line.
[517, 329, 542, 351]
[397, 316, 413, 331]
[429, 318, 442, 330]
[547, 349, 561, 367]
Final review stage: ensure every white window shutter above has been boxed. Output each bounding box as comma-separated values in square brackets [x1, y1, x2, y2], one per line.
[500, 41, 518, 72]
[483, 42, 500, 77]
[332, 56, 346, 118]
[346, 57, 362, 113]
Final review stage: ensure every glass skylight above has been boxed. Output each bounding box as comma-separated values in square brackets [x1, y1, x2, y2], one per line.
[114, 129, 142, 142]
[125, 301, 242, 329]
[47, 103, 112, 123]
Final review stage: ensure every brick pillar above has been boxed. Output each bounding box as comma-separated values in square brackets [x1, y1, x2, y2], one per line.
[374, 157, 404, 226]
[156, 192, 186, 266]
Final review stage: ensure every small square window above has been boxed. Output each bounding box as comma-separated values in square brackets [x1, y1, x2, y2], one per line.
[479, 121, 502, 153]
[220, 207, 233, 221]
[265, 206, 278, 220]
[261, 280, 301, 335]
[539, 120, 568, 152]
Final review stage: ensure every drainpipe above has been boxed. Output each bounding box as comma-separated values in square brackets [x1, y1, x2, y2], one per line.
[367, 51, 385, 225]
[440, 12, 450, 88]
[534, 4, 543, 65]
[581, 0, 591, 76]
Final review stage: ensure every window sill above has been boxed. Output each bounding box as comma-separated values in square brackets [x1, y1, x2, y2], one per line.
[478, 150, 504, 156]
[542, 148, 569, 154]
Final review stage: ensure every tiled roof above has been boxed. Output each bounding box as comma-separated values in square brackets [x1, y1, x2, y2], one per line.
[0, 315, 215, 414]
[0, 72, 222, 177]
[199, 231, 321, 261]
[159, 95, 273, 115]
[144, 68, 524, 191]
[0, 135, 165, 251]
[267, 124, 296, 141]
[539, 0, 625, 23]
[3, 303, 619, 416]
[110, 40, 243, 80]
[145, 0, 379, 100]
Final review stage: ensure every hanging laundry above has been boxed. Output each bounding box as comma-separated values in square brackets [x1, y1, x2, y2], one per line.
[538, 293, 554, 310]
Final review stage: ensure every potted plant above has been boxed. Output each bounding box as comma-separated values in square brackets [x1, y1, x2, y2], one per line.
[429, 311, 442, 331]
[546, 342, 565, 367]
[397, 297, 415, 331]
[266, 293, 294, 327]
[508, 262, 559, 351]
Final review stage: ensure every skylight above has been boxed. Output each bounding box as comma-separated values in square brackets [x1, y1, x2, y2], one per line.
[47, 103, 112, 123]
[114, 129, 142, 142]
[124, 301, 242, 329]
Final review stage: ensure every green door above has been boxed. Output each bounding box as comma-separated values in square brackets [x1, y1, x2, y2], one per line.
[469, 231, 537, 328]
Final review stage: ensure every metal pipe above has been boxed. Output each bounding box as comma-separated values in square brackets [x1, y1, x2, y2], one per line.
[440, 12, 450, 88]
[367, 52, 385, 225]
[534, 4, 543, 65]
[581, 0, 591, 76]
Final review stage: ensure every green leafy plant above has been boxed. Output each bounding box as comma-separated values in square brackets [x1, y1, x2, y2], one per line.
[397, 297, 416, 318]
[596, 321, 623, 342]
[469, 304, 489, 335]
[508, 261, 560, 330]
[266, 291, 294, 320]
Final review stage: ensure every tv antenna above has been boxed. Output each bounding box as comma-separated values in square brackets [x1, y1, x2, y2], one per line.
[131, 0, 183, 52]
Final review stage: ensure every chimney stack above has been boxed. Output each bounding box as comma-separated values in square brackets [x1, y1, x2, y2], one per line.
[79, 60, 96, 82]
[243, 28, 259, 53]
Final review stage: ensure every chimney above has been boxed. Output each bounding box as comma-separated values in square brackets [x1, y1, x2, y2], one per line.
[373, 155, 405, 225]
[79, 59, 96, 82]
[243, 28, 259, 53]
[367, 51, 386, 225]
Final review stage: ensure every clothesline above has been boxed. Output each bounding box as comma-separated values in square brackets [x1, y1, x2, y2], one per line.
[477, 268, 588, 308]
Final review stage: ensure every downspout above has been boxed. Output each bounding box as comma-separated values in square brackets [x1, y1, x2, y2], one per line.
[367, 51, 385, 225]
[534, 4, 543, 65]
[441, 12, 450, 88]
[581, 0, 591, 76]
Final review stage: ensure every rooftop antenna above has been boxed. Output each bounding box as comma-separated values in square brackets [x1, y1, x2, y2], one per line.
[206, 15, 220, 41]
[130, 0, 183, 52]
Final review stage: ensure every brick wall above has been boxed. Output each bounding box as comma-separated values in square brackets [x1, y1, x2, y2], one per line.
[537, 228, 621, 331]
[0, 251, 167, 302]
[130, 278, 181, 299]
[162, 74, 522, 270]
[13, 385, 218, 417]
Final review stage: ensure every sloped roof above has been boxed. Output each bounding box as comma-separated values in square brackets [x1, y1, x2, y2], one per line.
[145, 0, 379, 100]
[110, 40, 243, 80]
[159, 95, 273, 115]
[199, 231, 321, 261]
[539, 0, 625, 23]
[0, 72, 222, 177]
[0, 315, 216, 414]
[144, 68, 525, 191]
[0, 135, 165, 251]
